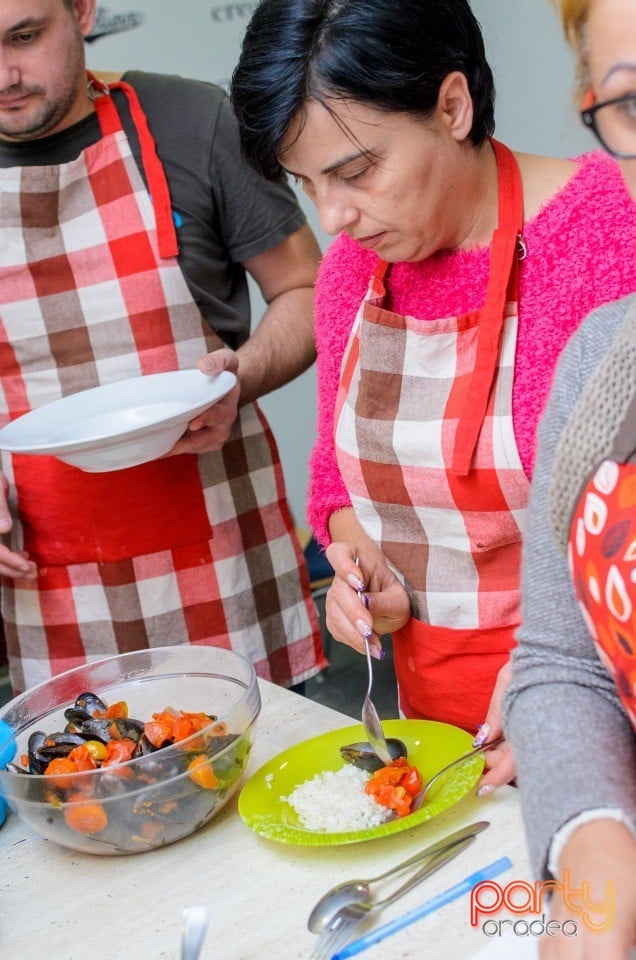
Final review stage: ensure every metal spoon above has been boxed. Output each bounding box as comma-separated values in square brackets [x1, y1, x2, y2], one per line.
[181, 905, 210, 960]
[352, 555, 393, 767]
[408, 736, 506, 812]
[307, 819, 489, 933]
[360, 635, 394, 766]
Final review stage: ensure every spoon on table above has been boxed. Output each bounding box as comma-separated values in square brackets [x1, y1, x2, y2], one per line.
[308, 819, 490, 933]
[181, 905, 210, 960]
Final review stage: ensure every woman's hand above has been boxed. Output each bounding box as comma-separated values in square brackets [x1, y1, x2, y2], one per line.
[540, 820, 636, 959]
[324, 539, 411, 658]
[475, 660, 516, 794]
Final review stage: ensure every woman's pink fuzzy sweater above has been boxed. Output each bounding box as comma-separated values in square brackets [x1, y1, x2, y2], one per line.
[308, 151, 636, 547]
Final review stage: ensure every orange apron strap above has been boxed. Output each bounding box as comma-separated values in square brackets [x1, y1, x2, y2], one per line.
[88, 73, 179, 260]
[451, 140, 524, 476]
[372, 258, 390, 284]
[340, 258, 391, 396]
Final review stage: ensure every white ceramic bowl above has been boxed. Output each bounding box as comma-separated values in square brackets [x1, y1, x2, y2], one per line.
[0, 369, 237, 472]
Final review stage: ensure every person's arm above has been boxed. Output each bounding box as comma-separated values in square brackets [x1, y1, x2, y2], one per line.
[503, 308, 636, 882]
[235, 222, 320, 403]
[170, 223, 320, 456]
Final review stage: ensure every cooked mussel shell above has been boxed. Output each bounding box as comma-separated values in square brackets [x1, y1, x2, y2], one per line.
[63, 716, 145, 743]
[109, 717, 145, 742]
[133, 734, 157, 758]
[339, 737, 408, 772]
[74, 692, 109, 716]
[28, 730, 86, 773]
[64, 716, 112, 740]
[64, 707, 99, 726]
[134, 753, 182, 781]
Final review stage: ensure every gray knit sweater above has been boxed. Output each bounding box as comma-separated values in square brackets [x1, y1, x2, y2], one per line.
[503, 294, 636, 880]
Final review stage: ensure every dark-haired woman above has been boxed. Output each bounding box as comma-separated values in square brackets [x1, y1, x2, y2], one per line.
[232, 0, 636, 790]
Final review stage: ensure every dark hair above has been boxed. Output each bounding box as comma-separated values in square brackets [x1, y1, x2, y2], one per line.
[231, 0, 496, 180]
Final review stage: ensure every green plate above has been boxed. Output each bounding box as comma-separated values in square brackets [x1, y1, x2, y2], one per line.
[238, 719, 482, 846]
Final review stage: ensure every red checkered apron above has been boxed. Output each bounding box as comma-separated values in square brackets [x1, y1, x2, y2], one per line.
[0, 77, 324, 693]
[335, 140, 528, 732]
[569, 455, 636, 729]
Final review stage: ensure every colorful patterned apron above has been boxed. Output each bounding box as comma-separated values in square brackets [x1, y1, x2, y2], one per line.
[569, 450, 636, 729]
[335, 140, 528, 732]
[0, 77, 324, 693]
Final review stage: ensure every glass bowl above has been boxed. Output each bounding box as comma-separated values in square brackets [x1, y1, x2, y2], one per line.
[0, 646, 260, 855]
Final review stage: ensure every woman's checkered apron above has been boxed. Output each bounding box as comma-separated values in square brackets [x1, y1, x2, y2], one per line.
[0, 78, 324, 693]
[335, 140, 529, 732]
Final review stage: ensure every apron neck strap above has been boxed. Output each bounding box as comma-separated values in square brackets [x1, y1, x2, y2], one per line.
[87, 72, 178, 260]
[451, 138, 524, 475]
[367, 140, 524, 476]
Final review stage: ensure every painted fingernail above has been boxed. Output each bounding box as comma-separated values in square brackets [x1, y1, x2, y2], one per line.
[363, 593, 370, 610]
[372, 647, 386, 661]
[477, 784, 494, 797]
[347, 573, 365, 591]
[355, 619, 373, 640]
[473, 722, 491, 747]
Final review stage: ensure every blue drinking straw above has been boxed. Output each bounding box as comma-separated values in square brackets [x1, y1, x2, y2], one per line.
[331, 856, 513, 960]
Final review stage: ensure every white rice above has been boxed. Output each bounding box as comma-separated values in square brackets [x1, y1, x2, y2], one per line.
[283, 765, 391, 832]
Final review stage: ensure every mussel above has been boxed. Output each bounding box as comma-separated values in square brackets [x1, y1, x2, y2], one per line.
[72, 691, 109, 716]
[64, 715, 145, 743]
[27, 730, 86, 774]
[339, 737, 408, 772]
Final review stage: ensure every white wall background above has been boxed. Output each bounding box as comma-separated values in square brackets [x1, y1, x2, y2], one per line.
[85, 1, 594, 526]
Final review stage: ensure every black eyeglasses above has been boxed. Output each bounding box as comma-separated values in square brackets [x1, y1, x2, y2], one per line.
[580, 92, 636, 160]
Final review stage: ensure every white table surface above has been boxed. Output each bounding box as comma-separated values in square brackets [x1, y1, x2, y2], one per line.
[0, 680, 532, 960]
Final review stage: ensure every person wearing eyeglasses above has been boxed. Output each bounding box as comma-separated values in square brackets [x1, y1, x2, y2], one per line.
[231, 0, 636, 794]
[504, 1, 636, 955]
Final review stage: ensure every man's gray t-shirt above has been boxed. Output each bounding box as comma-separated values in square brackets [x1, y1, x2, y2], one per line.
[0, 71, 306, 349]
